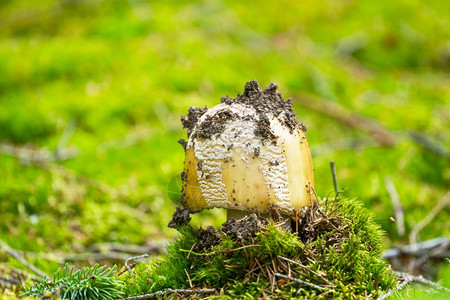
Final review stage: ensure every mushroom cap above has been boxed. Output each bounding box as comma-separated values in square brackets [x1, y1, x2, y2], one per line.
[180, 80, 314, 215]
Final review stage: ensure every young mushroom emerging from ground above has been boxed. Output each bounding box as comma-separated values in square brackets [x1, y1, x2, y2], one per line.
[171, 80, 315, 225]
[126, 81, 396, 299]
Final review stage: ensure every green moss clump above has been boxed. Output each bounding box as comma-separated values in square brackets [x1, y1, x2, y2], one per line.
[121, 197, 396, 299]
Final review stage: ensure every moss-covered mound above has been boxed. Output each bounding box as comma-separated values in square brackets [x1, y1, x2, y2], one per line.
[121, 197, 396, 299]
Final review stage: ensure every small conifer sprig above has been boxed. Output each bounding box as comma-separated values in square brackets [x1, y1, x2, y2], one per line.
[22, 263, 123, 300]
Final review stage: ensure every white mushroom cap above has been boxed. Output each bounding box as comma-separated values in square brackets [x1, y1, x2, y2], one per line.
[180, 80, 314, 216]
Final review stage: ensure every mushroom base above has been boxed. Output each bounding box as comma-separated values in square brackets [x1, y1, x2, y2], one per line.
[227, 208, 291, 229]
[125, 197, 396, 299]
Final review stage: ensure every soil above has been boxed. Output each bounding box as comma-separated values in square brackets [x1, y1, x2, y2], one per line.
[169, 200, 345, 253]
[168, 206, 191, 229]
[293, 201, 344, 244]
[180, 80, 306, 143]
[194, 109, 236, 139]
[198, 226, 222, 250]
[221, 213, 266, 243]
[195, 214, 267, 251]
[221, 80, 307, 137]
[181, 106, 208, 138]
[254, 113, 276, 140]
[177, 138, 187, 151]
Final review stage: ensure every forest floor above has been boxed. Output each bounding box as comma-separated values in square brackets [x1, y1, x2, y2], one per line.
[0, 0, 449, 298]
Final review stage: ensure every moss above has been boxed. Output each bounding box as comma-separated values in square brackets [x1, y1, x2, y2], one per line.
[121, 197, 396, 299]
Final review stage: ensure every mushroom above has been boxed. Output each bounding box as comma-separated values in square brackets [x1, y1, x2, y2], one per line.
[179, 80, 314, 221]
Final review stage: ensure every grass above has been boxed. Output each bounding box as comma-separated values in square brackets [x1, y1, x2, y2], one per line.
[0, 0, 449, 298]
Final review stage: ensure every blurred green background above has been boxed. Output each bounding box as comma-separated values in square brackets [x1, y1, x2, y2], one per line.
[0, 0, 449, 288]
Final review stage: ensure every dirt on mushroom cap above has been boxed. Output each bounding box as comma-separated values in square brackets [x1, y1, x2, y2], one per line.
[180, 80, 307, 142]
[222, 80, 307, 137]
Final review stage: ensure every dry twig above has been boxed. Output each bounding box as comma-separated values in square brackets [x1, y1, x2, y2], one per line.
[384, 176, 405, 237]
[184, 269, 193, 288]
[377, 274, 412, 300]
[293, 93, 396, 147]
[97, 127, 153, 153]
[394, 271, 450, 294]
[330, 161, 339, 195]
[89, 242, 168, 255]
[0, 143, 79, 165]
[125, 254, 149, 277]
[278, 256, 333, 286]
[410, 132, 450, 159]
[274, 273, 325, 291]
[383, 237, 450, 259]
[55, 120, 77, 160]
[0, 240, 47, 278]
[410, 191, 450, 246]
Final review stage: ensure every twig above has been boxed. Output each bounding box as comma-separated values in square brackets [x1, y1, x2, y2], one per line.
[184, 269, 193, 288]
[121, 288, 217, 300]
[410, 132, 450, 159]
[274, 273, 325, 291]
[0, 274, 22, 286]
[89, 241, 168, 255]
[277, 256, 333, 286]
[330, 161, 339, 195]
[293, 93, 396, 147]
[97, 126, 153, 153]
[0, 143, 79, 165]
[0, 239, 47, 278]
[0, 266, 41, 283]
[394, 271, 450, 293]
[384, 176, 405, 237]
[310, 137, 378, 156]
[55, 120, 77, 160]
[377, 274, 412, 300]
[410, 191, 450, 246]
[383, 237, 450, 259]
[125, 254, 149, 277]
[186, 242, 196, 260]
[15, 250, 146, 263]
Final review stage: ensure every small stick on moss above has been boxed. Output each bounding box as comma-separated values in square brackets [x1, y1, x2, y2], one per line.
[278, 256, 333, 286]
[125, 254, 149, 276]
[186, 242, 196, 259]
[121, 288, 217, 300]
[330, 161, 339, 196]
[384, 176, 405, 237]
[274, 273, 325, 291]
[394, 271, 450, 294]
[184, 269, 193, 288]
[377, 274, 412, 300]
[0, 239, 47, 278]
[255, 258, 268, 277]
